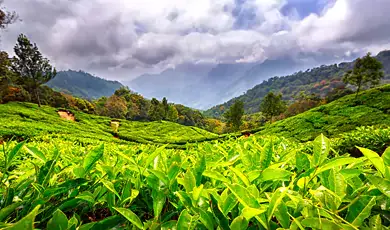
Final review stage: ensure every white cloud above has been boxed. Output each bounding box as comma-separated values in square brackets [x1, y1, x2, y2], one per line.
[1, 0, 390, 80]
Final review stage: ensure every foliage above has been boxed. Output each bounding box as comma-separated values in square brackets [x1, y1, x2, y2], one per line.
[258, 84, 390, 142]
[103, 95, 128, 119]
[1, 133, 390, 229]
[343, 53, 384, 98]
[12, 34, 57, 107]
[325, 86, 354, 103]
[260, 92, 286, 122]
[285, 91, 324, 118]
[148, 98, 164, 121]
[223, 100, 244, 131]
[0, 0, 18, 29]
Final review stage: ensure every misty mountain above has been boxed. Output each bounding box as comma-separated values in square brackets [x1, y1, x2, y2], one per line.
[47, 70, 123, 99]
[204, 50, 390, 117]
[127, 58, 306, 109]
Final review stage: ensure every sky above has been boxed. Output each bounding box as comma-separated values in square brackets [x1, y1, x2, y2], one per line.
[1, 0, 390, 81]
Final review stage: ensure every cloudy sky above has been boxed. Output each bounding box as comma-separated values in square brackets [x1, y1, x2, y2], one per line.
[1, 0, 390, 80]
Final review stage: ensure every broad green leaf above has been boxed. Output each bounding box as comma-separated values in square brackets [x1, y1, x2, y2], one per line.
[76, 192, 95, 203]
[73, 166, 86, 178]
[168, 162, 180, 181]
[102, 180, 120, 199]
[144, 144, 167, 168]
[6, 142, 25, 170]
[210, 194, 230, 230]
[25, 146, 46, 163]
[152, 190, 165, 218]
[301, 218, 342, 230]
[193, 184, 203, 202]
[358, 147, 386, 177]
[176, 210, 194, 230]
[296, 152, 310, 171]
[194, 154, 206, 186]
[260, 168, 291, 181]
[230, 216, 248, 230]
[260, 140, 273, 169]
[4, 205, 40, 230]
[0, 202, 22, 222]
[369, 214, 382, 230]
[198, 209, 214, 230]
[47, 209, 68, 230]
[225, 183, 260, 208]
[242, 207, 266, 220]
[221, 193, 239, 216]
[90, 215, 123, 230]
[183, 170, 196, 192]
[382, 147, 390, 166]
[175, 191, 193, 208]
[367, 176, 390, 198]
[230, 167, 250, 186]
[328, 169, 346, 198]
[149, 169, 169, 185]
[346, 195, 376, 227]
[267, 187, 288, 223]
[275, 201, 289, 229]
[316, 157, 357, 175]
[114, 207, 143, 229]
[203, 170, 230, 183]
[312, 134, 330, 167]
[83, 144, 104, 173]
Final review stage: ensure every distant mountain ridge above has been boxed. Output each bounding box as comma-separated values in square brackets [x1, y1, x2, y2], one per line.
[47, 70, 123, 99]
[204, 50, 390, 117]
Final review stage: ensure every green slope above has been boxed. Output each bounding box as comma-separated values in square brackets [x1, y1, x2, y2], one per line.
[257, 84, 390, 141]
[0, 102, 218, 145]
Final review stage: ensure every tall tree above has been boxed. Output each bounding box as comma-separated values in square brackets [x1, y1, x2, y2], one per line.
[343, 52, 384, 98]
[166, 105, 179, 122]
[260, 92, 286, 123]
[148, 98, 164, 121]
[223, 100, 244, 131]
[104, 95, 128, 119]
[12, 34, 57, 107]
[0, 1, 17, 30]
[162, 97, 169, 119]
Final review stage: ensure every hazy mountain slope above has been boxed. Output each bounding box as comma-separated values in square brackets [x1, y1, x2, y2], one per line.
[205, 50, 390, 117]
[47, 70, 123, 99]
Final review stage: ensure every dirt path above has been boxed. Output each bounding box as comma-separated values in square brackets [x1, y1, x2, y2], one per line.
[58, 110, 75, 121]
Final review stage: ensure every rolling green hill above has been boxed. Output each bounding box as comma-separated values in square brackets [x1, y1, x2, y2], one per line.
[0, 102, 218, 146]
[205, 50, 390, 117]
[46, 70, 123, 99]
[256, 84, 390, 142]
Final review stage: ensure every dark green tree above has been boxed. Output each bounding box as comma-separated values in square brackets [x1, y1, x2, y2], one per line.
[343, 53, 384, 98]
[223, 100, 244, 131]
[162, 97, 169, 119]
[148, 98, 164, 121]
[12, 34, 57, 107]
[260, 92, 286, 123]
[0, 1, 17, 30]
[166, 105, 179, 122]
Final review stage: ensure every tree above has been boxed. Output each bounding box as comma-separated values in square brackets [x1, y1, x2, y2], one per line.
[104, 95, 128, 119]
[12, 34, 57, 107]
[260, 92, 286, 123]
[0, 1, 17, 30]
[162, 97, 169, 119]
[148, 98, 164, 121]
[166, 105, 178, 122]
[223, 100, 244, 131]
[343, 53, 384, 98]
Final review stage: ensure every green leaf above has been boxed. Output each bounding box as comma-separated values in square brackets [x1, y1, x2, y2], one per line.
[316, 157, 357, 175]
[90, 215, 122, 230]
[301, 218, 342, 230]
[167, 162, 180, 182]
[312, 134, 330, 167]
[346, 195, 376, 227]
[4, 205, 40, 230]
[328, 169, 346, 198]
[149, 169, 169, 186]
[25, 146, 46, 163]
[225, 183, 260, 208]
[161, 220, 177, 230]
[259, 168, 291, 182]
[144, 144, 167, 168]
[241, 207, 266, 220]
[73, 166, 86, 178]
[382, 147, 390, 166]
[0, 202, 22, 222]
[198, 209, 214, 230]
[6, 142, 25, 169]
[358, 147, 386, 177]
[367, 176, 390, 198]
[183, 170, 196, 192]
[83, 144, 104, 173]
[102, 180, 120, 199]
[152, 189, 166, 218]
[203, 170, 229, 183]
[176, 210, 194, 230]
[230, 167, 250, 186]
[296, 152, 310, 171]
[113, 207, 143, 229]
[76, 192, 95, 203]
[230, 216, 248, 230]
[221, 193, 238, 216]
[369, 214, 382, 230]
[275, 201, 289, 229]
[267, 187, 288, 223]
[47, 209, 68, 230]
[193, 184, 204, 202]
[260, 140, 273, 169]
[210, 194, 230, 230]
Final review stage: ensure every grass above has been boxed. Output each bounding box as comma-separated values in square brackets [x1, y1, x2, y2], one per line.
[0, 102, 218, 146]
[257, 84, 390, 141]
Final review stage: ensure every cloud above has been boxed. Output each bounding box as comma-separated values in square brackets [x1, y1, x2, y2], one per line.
[1, 0, 390, 80]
